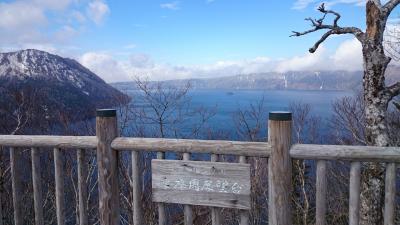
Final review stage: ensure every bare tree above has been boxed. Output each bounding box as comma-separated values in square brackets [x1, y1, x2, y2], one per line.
[289, 102, 325, 225]
[233, 97, 268, 225]
[233, 96, 268, 142]
[116, 78, 217, 225]
[233, 99, 326, 225]
[132, 78, 216, 139]
[0, 87, 38, 135]
[292, 1, 400, 223]
[329, 94, 366, 145]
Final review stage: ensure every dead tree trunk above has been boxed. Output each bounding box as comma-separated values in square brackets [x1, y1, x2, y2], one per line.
[292, 1, 400, 224]
[360, 2, 398, 224]
[363, 1, 391, 147]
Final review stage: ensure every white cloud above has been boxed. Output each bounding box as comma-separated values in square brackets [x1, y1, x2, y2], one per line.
[275, 46, 328, 72]
[80, 52, 130, 83]
[0, 2, 47, 30]
[54, 26, 79, 43]
[77, 38, 367, 83]
[292, 0, 365, 10]
[160, 1, 180, 10]
[324, 0, 365, 8]
[0, 0, 96, 49]
[32, 0, 73, 10]
[331, 38, 362, 70]
[192, 57, 274, 77]
[0, 1, 49, 46]
[292, 0, 318, 10]
[276, 39, 363, 72]
[19, 43, 58, 54]
[86, 0, 110, 25]
[130, 54, 154, 68]
[71, 10, 87, 23]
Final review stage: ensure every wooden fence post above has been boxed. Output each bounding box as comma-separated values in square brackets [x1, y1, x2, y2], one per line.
[349, 162, 361, 225]
[10, 147, 23, 225]
[268, 111, 292, 225]
[316, 160, 327, 225]
[31, 147, 44, 225]
[239, 155, 250, 225]
[210, 154, 221, 225]
[77, 149, 88, 225]
[54, 148, 65, 225]
[157, 152, 167, 225]
[384, 162, 396, 225]
[0, 148, 3, 225]
[96, 109, 119, 225]
[132, 150, 143, 225]
[183, 153, 193, 225]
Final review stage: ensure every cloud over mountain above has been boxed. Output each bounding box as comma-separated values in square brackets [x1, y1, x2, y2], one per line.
[79, 38, 365, 82]
[0, 0, 110, 51]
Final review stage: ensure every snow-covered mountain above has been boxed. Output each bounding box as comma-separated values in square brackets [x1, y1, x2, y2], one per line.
[0, 49, 109, 89]
[114, 68, 400, 91]
[0, 49, 128, 121]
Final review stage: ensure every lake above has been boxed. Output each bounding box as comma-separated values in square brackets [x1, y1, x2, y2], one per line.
[188, 89, 352, 135]
[121, 88, 353, 137]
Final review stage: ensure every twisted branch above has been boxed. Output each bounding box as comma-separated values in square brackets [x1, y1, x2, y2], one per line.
[383, 0, 400, 17]
[384, 81, 400, 100]
[291, 3, 365, 53]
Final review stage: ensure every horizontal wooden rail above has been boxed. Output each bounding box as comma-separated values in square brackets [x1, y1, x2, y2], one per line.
[111, 138, 400, 162]
[291, 144, 400, 162]
[0, 135, 97, 149]
[1, 109, 399, 225]
[111, 137, 271, 157]
[1, 136, 400, 162]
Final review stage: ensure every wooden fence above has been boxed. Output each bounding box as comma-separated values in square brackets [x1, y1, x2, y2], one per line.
[0, 109, 398, 225]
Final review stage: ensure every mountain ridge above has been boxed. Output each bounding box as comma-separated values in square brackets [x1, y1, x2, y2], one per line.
[0, 49, 128, 125]
[113, 68, 400, 91]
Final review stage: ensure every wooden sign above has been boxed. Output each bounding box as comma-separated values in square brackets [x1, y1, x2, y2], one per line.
[152, 159, 251, 210]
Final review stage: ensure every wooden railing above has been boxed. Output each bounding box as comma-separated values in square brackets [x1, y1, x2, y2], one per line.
[0, 109, 398, 225]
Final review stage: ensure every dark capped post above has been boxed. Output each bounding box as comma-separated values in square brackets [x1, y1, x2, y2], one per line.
[96, 109, 120, 225]
[268, 111, 292, 225]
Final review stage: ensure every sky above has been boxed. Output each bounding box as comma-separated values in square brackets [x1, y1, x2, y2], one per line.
[0, 0, 399, 82]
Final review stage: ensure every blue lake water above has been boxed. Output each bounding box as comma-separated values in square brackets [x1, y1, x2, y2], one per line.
[122, 88, 353, 138]
[187, 89, 353, 131]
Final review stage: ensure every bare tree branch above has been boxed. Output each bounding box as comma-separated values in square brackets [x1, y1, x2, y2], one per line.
[393, 101, 400, 110]
[384, 81, 400, 100]
[383, 0, 400, 17]
[291, 3, 365, 53]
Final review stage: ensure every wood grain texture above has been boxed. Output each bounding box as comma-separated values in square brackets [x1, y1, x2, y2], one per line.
[112, 137, 271, 157]
[10, 147, 23, 225]
[291, 144, 400, 162]
[349, 162, 361, 225]
[54, 148, 65, 225]
[0, 135, 97, 149]
[182, 153, 193, 225]
[31, 148, 44, 225]
[152, 160, 251, 210]
[1, 135, 399, 162]
[96, 115, 120, 225]
[210, 154, 221, 225]
[131, 151, 143, 225]
[77, 149, 88, 225]
[383, 163, 396, 225]
[268, 119, 292, 225]
[239, 156, 249, 225]
[0, 148, 3, 225]
[157, 152, 166, 225]
[316, 160, 327, 225]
